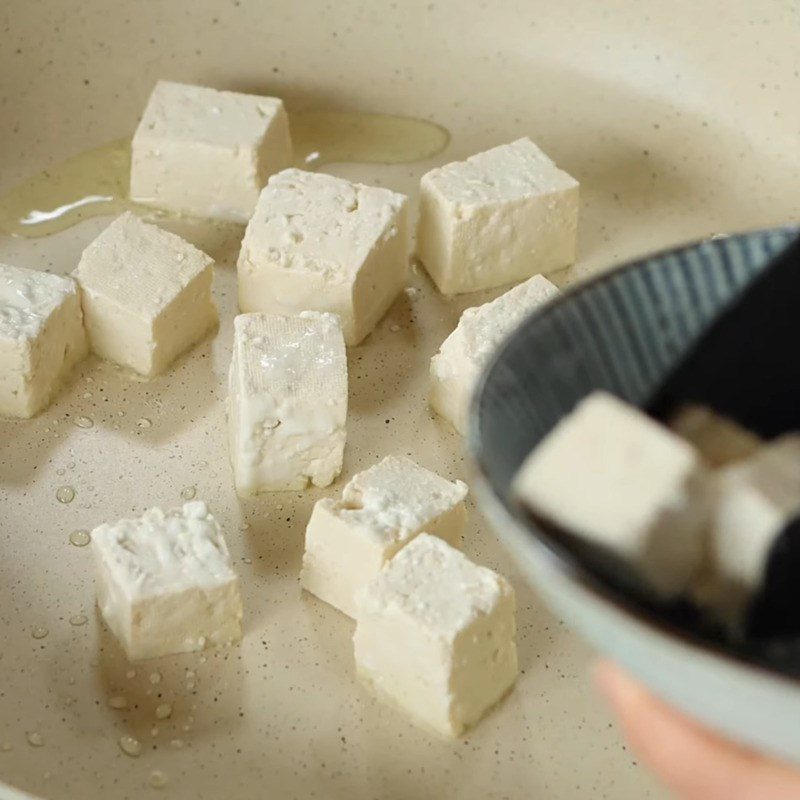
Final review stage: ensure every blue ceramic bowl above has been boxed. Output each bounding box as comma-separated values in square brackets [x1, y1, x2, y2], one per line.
[470, 227, 800, 763]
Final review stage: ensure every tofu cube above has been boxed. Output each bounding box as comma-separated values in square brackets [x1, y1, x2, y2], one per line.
[513, 392, 710, 597]
[90, 501, 243, 661]
[669, 404, 761, 468]
[73, 212, 217, 377]
[431, 274, 559, 435]
[301, 456, 468, 617]
[709, 437, 800, 609]
[227, 311, 347, 494]
[237, 169, 409, 345]
[417, 137, 579, 294]
[354, 534, 518, 737]
[0, 264, 87, 417]
[131, 81, 292, 222]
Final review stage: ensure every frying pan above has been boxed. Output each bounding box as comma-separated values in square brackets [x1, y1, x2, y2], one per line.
[1, 1, 797, 797]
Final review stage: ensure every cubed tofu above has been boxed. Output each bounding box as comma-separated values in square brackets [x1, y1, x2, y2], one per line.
[131, 81, 292, 222]
[417, 137, 579, 295]
[301, 456, 468, 617]
[237, 169, 408, 345]
[354, 534, 517, 737]
[430, 274, 559, 434]
[669, 404, 761, 468]
[90, 501, 242, 661]
[709, 437, 800, 607]
[73, 212, 217, 377]
[227, 311, 348, 494]
[513, 392, 710, 597]
[0, 263, 87, 417]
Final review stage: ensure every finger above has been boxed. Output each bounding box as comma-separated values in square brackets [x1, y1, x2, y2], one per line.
[595, 660, 800, 800]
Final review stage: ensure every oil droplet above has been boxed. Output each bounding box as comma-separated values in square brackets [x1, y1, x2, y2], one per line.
[155, 703, 172, 720]
[74, 416, 94, 429]
[180, 485, 196, 501]
[149, 770, 169, 789]
[69, 614, 88, 626]
[108, 695, 128, 710]
[31, 626, 49, 640]
[126, 669, 136, 679]
[390, 324, 401, 332]
[56, 486, 76, 504]
[149, 671, 162, 685]
[118, 735, 142, 757]
[83, 392, 93, 399]
[0, 139, 133, 238]
[56, 468, 66, 477]
[0, 113, 448, 240]
[69, 529, 91, 547]
[291, 112, 449, 168]
[67, 462, 76, 470]
[238, 521, 250, 531]
[169, 738, 184, 749]
[25, 732, 44, 747]
[136, 418, 152, 429]
[150, 726, 159, 737]
[242, 557, 252, 565]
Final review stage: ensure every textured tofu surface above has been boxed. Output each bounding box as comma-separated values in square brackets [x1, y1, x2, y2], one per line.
[0, 262, 87, 417]
[131, 81, 292, 221]
[237, 169, 408, 344]
[430, 274, 559, 434]
[90, 501, 242, 661]
[73, 212, 217, 376]
[227, 311, 348, 494]
[514, 391, 710, 597]
[354, 534, 517, 736]
[301, 456, 468, 617]
[417, 137, 579, 294]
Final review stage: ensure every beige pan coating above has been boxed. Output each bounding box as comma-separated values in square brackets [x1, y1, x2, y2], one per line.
[0, 0, 798, 798]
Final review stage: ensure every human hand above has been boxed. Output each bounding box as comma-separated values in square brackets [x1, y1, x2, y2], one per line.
[595, 660, 800, 800]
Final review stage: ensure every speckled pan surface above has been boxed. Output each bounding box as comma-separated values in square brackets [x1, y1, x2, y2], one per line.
[0, 1, 797, 798]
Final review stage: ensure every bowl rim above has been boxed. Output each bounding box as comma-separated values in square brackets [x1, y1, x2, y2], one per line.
[469, 223, 800, 684]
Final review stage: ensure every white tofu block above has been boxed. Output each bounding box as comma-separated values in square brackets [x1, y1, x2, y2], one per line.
[430, 274, 559, 435]
[73, 212, 217, 377]
[131, 81, 292, 222]
[227, 311, 347, 494]
[709, 437, 800, 604]
[301, 456, 469, 618]
[354, 534, 517, 737]
[237, 169, 409, 345]
[0, 263, 87, 418]
[513, 392, 710, 597]
[417, 137, 579, 295]
[669, 404, 761, 468]
[90, 501, 242, 661]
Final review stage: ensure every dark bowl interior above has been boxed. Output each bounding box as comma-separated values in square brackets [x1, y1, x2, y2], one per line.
[470, 226, 800, 677]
